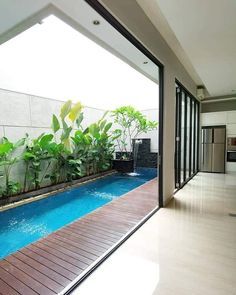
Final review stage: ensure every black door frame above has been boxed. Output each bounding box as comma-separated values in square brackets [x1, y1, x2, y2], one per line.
[62, 1, 164, 293]
[84, 0, 164, 207]
[175, 79, 200, 190]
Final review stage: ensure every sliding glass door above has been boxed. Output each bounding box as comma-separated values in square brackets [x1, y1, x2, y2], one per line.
[175, 81, 200, 189]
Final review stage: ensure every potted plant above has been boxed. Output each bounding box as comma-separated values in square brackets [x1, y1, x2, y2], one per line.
[112, 106, 158, 173]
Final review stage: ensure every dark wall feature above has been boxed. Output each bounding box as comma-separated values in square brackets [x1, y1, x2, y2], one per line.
[116, 138, 158, 168]
[201, 100, 236, 113]
[134, 139, 158, 168]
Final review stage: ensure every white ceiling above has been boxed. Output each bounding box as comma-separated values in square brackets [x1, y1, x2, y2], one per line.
[137, 0, 236, 97]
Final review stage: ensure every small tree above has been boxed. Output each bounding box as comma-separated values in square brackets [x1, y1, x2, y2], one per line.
[112, 106, 158, 159]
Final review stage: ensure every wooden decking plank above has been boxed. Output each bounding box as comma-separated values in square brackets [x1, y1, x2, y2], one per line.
[116, 195, 156, 206]
[104, 205, 151, 218]
[54, 230, 107, 254]
[0, 278, 20, 295]
[108, 200, 156, 211]
[83, 214, 133, 231]
[69, 223, 120, 243]
[60, 226, 114, 248]
[50, 234, 99, 260]
[40, 238, 93, 265]
[55, 232, 104, 256]
[87, 211, 138, 227]
[0, 266, 40, 295]
[97, 207, 143, 222]
[27, 244, 83, 275]
[13, 251, 70, 287]
[68, 223, 117, 245]
[5, 255, 61, 294]
[45, 236, 95, 264]
[20, 247, 76, 281]
[36, 241, 89, 270]
[77, 220, 124, 238]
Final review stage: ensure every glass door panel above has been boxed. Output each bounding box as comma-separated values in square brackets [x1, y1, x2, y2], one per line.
[175, 81, 200, 189]
[191, 99, 195, 175]
[186, 96, 191, 179]
[180, 91, 185, 184]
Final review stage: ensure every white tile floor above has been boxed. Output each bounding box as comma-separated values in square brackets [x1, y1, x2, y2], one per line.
[71, 173, 236, 295]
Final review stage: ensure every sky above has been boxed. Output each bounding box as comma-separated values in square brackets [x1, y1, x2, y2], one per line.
[0, 15, 159, 110]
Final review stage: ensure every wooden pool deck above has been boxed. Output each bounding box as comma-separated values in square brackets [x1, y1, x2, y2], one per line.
[0, 178, 158, 295]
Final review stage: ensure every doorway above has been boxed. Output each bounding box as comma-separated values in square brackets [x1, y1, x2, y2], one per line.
[175, 80, 200, 189]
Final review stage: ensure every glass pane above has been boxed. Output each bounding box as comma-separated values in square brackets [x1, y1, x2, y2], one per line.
[195, 103, 199, 171]
[191, 100, 195, 175]
[186, 96, 190, 179]
[180, 91, 185, 184]
[175, 87, 180, 187]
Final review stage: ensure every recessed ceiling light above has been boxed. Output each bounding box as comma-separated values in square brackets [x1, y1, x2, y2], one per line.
[143, 61, 148, 64]
[93, 20, 100, 25]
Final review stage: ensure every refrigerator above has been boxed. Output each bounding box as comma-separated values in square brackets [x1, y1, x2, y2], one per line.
[201, 126, 226, 173]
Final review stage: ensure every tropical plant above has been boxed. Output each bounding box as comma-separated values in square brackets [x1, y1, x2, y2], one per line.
[112, 106, 158, 159]
[72, 112, 118, 175]
[0, 100, 139, 199]
[0, 137, 26, 197]
[23, 133, 54, 191]
[52, 100, 83, 151]
[44, 142, 68, 184]
[50, 100, 84, 183]
[89, 116, 117, 172]
[71, 129, 93, 176]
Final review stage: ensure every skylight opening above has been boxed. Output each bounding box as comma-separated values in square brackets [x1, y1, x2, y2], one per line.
[0, 15, 159, 110]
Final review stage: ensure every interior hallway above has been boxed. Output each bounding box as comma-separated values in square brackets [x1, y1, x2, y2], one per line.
[72, 172, 236, 295]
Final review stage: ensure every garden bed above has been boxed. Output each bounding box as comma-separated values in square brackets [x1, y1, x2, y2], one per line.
[0, 169, 116, 209]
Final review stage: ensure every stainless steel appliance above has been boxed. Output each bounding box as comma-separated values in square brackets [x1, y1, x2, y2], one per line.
[227, 151, 236, 162]
[201, 126, 226, 173]
[227, 137, 236, 162]
[227, 137, 236, 151]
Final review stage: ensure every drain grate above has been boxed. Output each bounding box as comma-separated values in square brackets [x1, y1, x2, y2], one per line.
[229, 213, 236, 217]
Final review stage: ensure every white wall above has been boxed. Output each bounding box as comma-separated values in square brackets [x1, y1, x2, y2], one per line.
[0, 88, 105, 142]
[201, 111, 236, 173]
[0, 88, 159, 155]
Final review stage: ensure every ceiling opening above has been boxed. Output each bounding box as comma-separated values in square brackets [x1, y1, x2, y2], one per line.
[0, 14, 159, 110]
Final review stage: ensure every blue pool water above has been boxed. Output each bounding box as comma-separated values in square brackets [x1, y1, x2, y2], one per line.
[0, 168, 157, 259]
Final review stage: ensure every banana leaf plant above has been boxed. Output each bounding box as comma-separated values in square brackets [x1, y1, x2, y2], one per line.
[50, 100, 84, 183]
[23, 134, 54, 191]
[0, 137, 26, 197]
[44, 142, 68, 184]
[87, 114, 118, 173]
[72, 128, 94, 176]
[52, 100, 83, 151]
